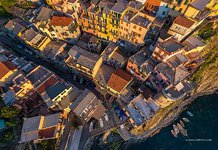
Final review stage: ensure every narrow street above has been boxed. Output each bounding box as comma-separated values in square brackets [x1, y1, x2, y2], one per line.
[58, 112, 75, 150]
[0, 31, 85, 90]
[0, 30, 109, 150]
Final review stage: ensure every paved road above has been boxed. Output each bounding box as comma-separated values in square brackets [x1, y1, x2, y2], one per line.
[0, 31, 111, 150]
[67, 126, 83, 150]
[0, 32, 103, 98]
[58, 112, 75, 150]
[0, 32, 86, 90]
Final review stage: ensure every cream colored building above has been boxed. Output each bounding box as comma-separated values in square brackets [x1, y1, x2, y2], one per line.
[50, 16, 81, 42]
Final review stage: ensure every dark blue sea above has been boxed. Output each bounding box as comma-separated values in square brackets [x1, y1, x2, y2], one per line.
[125, 94, 218, 150]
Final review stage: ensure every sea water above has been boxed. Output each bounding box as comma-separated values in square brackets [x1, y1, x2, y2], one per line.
[125, 94, 218, 150]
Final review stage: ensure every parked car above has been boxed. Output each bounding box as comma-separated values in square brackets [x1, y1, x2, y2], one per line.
[104, 113, 109, 121]
[89, 121, 94, 132]
[99, 118, 104, 128]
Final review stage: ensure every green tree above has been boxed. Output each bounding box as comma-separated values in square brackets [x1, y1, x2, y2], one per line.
[3, 130, 14, 142]
[38, 140, 56, 150]
[0, 0, 16, 8]
[5, 119, 17, 127]
[0, 106, 20, 119]
[0, 0, 16, 15]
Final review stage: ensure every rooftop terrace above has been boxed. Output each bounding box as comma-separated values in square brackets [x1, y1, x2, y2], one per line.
[159, 39, 184, 53]
[131, 15, 151, 28]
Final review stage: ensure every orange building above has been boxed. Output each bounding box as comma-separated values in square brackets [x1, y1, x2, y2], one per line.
[81, 5, 99, 36]
[127, 50, 156, 81]
[145, 0, 162, 11]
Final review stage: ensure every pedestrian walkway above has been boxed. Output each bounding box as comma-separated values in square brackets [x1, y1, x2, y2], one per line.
[67, 126, 83, 150]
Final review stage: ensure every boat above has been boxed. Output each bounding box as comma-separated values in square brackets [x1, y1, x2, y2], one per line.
[187, 111, 194, 117]
[177, 123, 188, 136]
[171, 130, 178, 137]
[180, 120, 185, 127]
[183, 117, 190, 122]
[173, 124, 180, 134]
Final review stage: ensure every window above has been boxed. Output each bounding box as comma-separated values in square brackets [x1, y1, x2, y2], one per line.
[179, 8, 182, 12]
[162, 11, 166, 16]
[160, 51, 164, 55]
[133, 25, 137, 29]
[139, 27, 142, 31]
[184, 0, 189, 5]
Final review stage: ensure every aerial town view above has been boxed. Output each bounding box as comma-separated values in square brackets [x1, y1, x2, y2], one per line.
[0, 0, 217, 150]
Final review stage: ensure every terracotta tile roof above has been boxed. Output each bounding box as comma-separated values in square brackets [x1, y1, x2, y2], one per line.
[146, 0, 161, 6]
[107, 68, 132, 93]
[173, 16, 195, 28]
[51, 16, 73, 26]
[37, 76, 58, 94]
[0, 61, 16, 79]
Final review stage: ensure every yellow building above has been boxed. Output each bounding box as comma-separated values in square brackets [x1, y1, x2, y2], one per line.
[118, 1, 152, 45]
[80, 1, 117, 41]
[0, 61, 18, 87]
[109, 2, 128, 42]
[184, 0, 214, 19]
[65, 45, 103, 79]
[168, 0, 193, 14]
[80, 1, 127, 42]
[80, 1, 153, 44]
[22, 28, 51, 51]
[207, 0, 218, 17]
[96, 1, 115, 40]
[45, 0, 52, 5]
[11, 74, 34, 98]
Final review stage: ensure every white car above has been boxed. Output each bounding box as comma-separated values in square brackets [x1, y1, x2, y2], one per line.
[89, 122, 94, 132]
[104, 113, 109, 121]
[99, 118, 104, 128]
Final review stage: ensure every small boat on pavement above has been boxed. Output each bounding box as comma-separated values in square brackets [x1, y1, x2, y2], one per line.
[171, 130, 178, 137]
[180, 120, 185, 127]
[173, 124, 180, 134]
[187, 111, 194, 117]
[183, 117, 190, 122]
[177, 123, 188, 136]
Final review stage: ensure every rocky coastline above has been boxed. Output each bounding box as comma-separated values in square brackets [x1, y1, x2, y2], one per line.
[86, 83, 218, 150]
